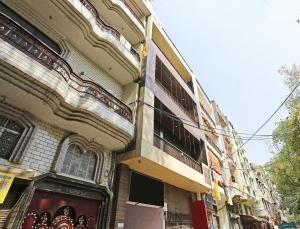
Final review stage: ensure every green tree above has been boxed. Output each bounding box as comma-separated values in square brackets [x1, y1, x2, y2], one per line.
[268, 65, 300, 223]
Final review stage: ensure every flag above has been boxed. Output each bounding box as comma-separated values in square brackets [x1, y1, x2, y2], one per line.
[213, 179, 220, 201]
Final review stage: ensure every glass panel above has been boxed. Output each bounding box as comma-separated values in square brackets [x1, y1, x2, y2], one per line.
[87, 152, 96, 180]
[80, 153, 89, 172]
[64, 147, 73, 165]
[0, 116, 7, 127]
[68, 146, 81, 176]
[6, 120, 23, 133]
[61, 146, 96, 180]
[61, 162, 70, 174]
[0, 131, 20, 159]
[78, 170, 86, 179]
[61, 145, 74, 173]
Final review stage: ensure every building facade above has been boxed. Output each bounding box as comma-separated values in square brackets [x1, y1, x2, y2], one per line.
[0, 0, 148, 228]
[0, 0, 286, 228]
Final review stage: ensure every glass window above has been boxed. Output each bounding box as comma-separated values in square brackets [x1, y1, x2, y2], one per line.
[61, 145, 97, 180]
[0, 116, 24, 159]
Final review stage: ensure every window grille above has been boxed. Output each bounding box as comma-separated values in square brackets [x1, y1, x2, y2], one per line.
[61, 144, 97, 180]
[0, 115, 24, 159]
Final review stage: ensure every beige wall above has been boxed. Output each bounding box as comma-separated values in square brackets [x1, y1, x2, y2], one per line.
[66, 44, 124, 99]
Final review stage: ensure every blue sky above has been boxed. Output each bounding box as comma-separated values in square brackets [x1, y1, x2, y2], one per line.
[152, 0, 300, 164]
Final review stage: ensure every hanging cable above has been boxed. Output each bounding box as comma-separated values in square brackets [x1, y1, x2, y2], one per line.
[130, 100, 295, 141]
[229, 80, 300, 156]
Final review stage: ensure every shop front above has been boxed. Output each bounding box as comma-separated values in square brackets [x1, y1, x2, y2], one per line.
[6, 173, 111, 229]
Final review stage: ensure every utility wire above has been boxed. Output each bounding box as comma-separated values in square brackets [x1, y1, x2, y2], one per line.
[131, 100, 293, 141]
[230, 80, 300, 156]
[130, 100, 273, 137]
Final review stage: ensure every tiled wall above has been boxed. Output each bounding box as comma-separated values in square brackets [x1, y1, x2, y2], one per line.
[66, 44, 123, 99]
[21, 120, 66, 172]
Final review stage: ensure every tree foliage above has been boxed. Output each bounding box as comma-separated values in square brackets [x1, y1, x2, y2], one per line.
[268, 65, 300, 223]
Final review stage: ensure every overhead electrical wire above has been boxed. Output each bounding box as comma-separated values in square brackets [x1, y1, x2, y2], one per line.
[131, 100, 273, 137]
[229, 79, 300, 155]
[130, 100, 294, 141]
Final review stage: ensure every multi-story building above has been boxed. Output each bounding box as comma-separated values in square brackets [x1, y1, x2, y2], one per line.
[222, 121, 260, 229]
[110, 13, 243, 229]
[251, 164, 286, 226]
[111, 14, 214, 229]
[109, 6, 286, 229]
[216, 113, 286, 229]
[0, 0, 149, 228]
[0, 0, 286, 228]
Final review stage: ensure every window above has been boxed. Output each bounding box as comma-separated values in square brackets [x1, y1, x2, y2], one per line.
[61, 145, 96, 180]
[0, 115, 24, 159]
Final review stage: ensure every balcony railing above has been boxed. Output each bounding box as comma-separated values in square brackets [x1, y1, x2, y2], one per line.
[154, 133, 202, 173]
[0, 14, 133, 122]
[79, 0, 140, 62]
[80, 0, 120, 39]
[119, 0, 144, 26]
[200, 103, 215, 126]
[205, 135, 222, 156]
[155, 79, 197, 122]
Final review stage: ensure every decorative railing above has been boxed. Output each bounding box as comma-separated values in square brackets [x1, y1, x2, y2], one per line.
[153, 133, 202, 173]
[200, 103, 215, 126]
[79, 0, 140, 61]
[205, 135, 222, 156]
[0, 14, 133, 122]
[119, 0, 144, 26]
[79, 0, 120, 39]
[130, 46, 140, 62]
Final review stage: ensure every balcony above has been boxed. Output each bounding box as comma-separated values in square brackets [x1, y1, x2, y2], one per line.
[231, 182, 243, 199]
[9, 0, 140, 85]
[90, 0, 147, 44]
[155, 58, 198, 123]
[0, 13, 134, 150]
[117, 95, 210, 193]
[205, 135, 222, 157]
[200, 103, 215, 126]
[153, 133, 202, 173]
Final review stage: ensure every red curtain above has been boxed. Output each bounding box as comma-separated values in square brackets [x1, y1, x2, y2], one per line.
[191, 200, 209, 229]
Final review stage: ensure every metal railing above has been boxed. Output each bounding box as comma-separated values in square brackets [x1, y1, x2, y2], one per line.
[153, 133, 202, 173]
[80, 0, 121, 39]
[200, 103, 215, 126]
[0, 14, 133, 122]
[205, 135, 222, 156]
[79, 0, 140, 62]
[119, 0, 144, 26]
[155, 78, 198, 123]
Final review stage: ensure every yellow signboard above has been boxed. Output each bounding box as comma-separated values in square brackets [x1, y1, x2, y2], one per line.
[0, 172, 14, 204]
